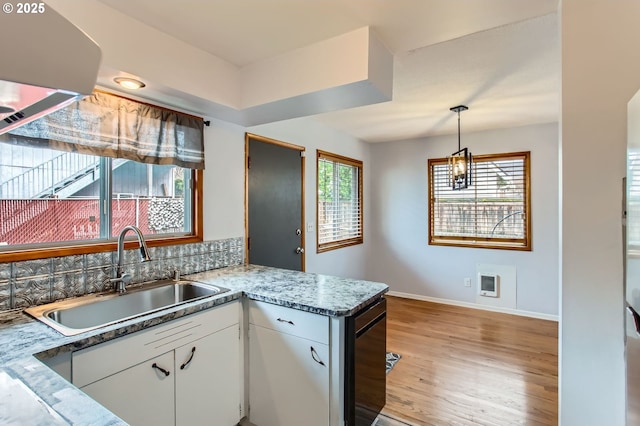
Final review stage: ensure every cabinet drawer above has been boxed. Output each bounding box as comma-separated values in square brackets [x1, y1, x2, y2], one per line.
[248, 300, 328, 344]
[73, 301, 239, 387]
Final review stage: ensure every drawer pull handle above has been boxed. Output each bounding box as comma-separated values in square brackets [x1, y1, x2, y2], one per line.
[152, 363, 170, 377]
[310, 346, 326, 366]
[180, 346, 196, 370]
[277, 318, 295, 325]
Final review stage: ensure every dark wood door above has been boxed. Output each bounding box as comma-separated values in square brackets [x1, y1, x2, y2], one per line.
[246, 134, 304, 271]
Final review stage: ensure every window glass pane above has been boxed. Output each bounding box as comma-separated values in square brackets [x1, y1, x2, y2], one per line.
[318, 159, 333, 203]
[318, 159, 334, 245]
[110, 161, 191, 237]
[317, 152, 363, 251]
[0, 143, 102, 246]
[0, 142, 194, 248]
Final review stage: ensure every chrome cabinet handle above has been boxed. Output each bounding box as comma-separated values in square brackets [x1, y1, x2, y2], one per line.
[310, 346, 325, 366]
[296, 247, 304, 254]
[277, 318, 294, 325]
[180, 346, 196, 370]
[152, 363, 170, 377]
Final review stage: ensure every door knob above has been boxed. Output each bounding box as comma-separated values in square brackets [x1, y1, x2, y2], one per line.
[296, 247, 304, 254]
[296, 228, 302, 236]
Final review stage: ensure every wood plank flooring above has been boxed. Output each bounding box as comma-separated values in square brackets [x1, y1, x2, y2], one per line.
[380, 296, 558, 426]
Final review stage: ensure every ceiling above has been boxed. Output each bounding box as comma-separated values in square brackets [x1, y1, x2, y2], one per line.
[98, 0, 559, 143]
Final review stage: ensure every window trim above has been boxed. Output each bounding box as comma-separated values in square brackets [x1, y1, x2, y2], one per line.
[316, 150, 363, 253]
[428, 151, 531, 251]
[0, 169, 203, 263]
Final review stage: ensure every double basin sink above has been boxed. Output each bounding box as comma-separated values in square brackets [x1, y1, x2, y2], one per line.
[25, 279, 230, 336]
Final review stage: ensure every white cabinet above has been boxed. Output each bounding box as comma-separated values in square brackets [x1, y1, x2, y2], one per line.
[248, 300, 330, 426]
[176, 325, 241, 426]
[73, 301, 241, 426]
[82, 351, 175, 426]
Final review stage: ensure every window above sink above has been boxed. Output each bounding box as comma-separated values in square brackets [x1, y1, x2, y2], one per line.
[0, 91, 206, 263]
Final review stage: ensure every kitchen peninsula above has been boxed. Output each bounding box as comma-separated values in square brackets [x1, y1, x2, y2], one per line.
[0, 265, 388, 425]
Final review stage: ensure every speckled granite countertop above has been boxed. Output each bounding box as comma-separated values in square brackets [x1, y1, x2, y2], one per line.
[0, 265, 388, 425]
[187, 264, 388, 316]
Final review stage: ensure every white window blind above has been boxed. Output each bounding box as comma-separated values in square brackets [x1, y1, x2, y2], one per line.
[628, 150, 640, 249]
[428, 151, 531, 250]
[317, 150, 363, 252]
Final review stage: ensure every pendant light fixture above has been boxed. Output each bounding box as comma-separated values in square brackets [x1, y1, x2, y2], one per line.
[448, 105, 472, 190]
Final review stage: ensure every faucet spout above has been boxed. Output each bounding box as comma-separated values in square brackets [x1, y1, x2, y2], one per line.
[112, 225, 151, 293]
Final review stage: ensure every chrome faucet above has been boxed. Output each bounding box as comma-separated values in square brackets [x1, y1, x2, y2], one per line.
[111, 225, 151, 293]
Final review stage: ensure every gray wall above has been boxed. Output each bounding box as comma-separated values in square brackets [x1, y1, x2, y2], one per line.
[367, 122, 559, 316]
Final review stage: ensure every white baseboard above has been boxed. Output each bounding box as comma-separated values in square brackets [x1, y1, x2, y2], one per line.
[386, 291, 559, 322]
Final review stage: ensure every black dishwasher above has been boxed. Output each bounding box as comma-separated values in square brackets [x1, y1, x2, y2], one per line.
[345, 297, 387, 426]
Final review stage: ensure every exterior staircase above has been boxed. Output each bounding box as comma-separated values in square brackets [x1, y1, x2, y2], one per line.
[0, 153, 128, 240]
[0, 153, 128, 199]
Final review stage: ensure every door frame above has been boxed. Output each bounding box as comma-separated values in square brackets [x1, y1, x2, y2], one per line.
[244, 132, 306, 271]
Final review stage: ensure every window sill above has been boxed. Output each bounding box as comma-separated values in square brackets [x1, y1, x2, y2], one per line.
[317, 238, 363, 253]
[0, 234, 202, 263]
[429, 238, 531, 251]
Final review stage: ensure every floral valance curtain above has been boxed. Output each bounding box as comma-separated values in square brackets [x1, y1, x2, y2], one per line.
[0, 91, 205, 169]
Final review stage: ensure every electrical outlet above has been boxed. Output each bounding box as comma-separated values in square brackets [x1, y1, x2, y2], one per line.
[307, 222, 314, 232]
[464, 277, 471, 287]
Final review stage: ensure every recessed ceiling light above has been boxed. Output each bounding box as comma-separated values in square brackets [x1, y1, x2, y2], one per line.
[114, 77, 146, 90]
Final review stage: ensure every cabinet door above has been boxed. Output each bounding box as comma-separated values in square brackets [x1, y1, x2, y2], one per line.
[81, 351, 174, 426]
[249, 324, 329, 426]
[175, 325, 241, 426]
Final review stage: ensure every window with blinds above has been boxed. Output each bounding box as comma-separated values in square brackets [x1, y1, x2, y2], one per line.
[628, 151, 640, 252]
[428, 151, 531, 250]
[317, 150, 363, 252]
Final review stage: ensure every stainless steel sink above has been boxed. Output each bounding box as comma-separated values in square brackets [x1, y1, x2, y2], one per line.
[25, 279, 230, 336]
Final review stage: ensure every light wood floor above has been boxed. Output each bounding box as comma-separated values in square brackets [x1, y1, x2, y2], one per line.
[380, 296, 558, 426]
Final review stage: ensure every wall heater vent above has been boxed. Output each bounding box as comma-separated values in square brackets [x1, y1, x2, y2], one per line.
[478, 273, 499, 297]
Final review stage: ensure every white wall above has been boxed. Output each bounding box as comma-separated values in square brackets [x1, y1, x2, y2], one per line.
[367, 123, 559, 316]
[560, 2, 640, 425]
[248, 118, 371, 279]
[46, 0, 240, 108]
[201, 118, 246, 241]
